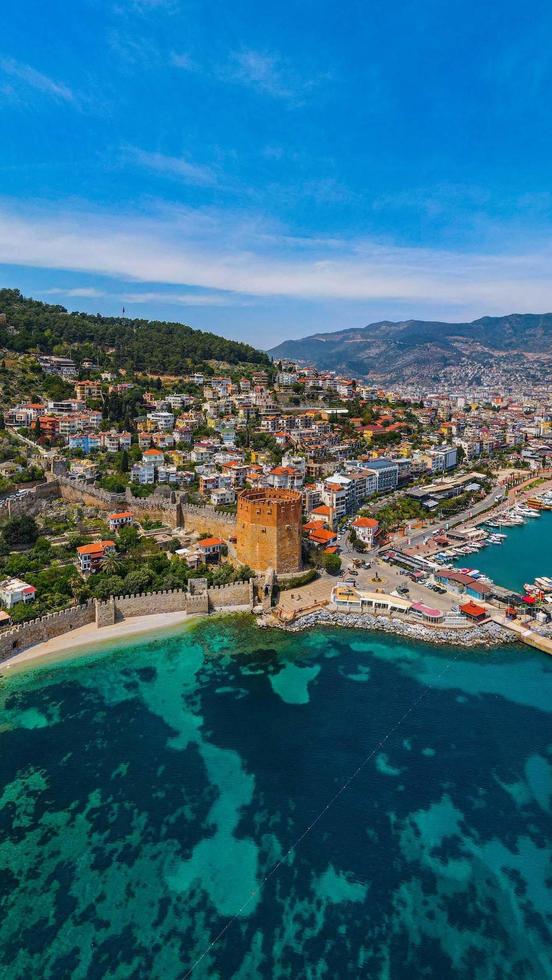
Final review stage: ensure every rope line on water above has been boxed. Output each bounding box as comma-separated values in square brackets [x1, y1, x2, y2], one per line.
[183, 644, 466, 978]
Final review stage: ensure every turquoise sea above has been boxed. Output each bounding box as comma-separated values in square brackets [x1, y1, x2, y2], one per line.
[454, 507, 552, 592]
[1, 616, 552, 978]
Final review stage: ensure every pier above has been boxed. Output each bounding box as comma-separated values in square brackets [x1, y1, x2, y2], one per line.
[489, 610, 552, 656]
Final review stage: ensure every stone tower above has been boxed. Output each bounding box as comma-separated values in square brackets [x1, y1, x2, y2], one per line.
[236, 488, 302, 574]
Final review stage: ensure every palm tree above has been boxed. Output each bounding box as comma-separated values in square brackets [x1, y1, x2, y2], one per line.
[100, 553, 124, 576]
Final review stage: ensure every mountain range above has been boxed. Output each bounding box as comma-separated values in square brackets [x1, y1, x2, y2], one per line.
[268, 314, 552, 381]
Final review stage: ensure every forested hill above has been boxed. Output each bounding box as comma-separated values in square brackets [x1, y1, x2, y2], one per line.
[0, 289, 269, 372]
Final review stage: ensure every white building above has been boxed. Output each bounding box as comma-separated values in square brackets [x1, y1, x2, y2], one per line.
[147, 411, 175, 431]
[0, 577, 37, 608]
[211, 487, 235, 506]
[350, 516, 379, 548]
[428, 445, 458, 473]
[131, 461, 156, 484]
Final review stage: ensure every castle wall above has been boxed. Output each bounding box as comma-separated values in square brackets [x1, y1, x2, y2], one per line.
[0, 481, 60, 519]
[55, 476, 237, 535]
[0, 577, 263, 663]
[0, 601, 95, 663]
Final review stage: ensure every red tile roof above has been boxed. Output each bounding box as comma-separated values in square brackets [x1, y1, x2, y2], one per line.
[459, 601, 487, 617]
[352, 517, 379, 528]
[77, 540, 115, 555]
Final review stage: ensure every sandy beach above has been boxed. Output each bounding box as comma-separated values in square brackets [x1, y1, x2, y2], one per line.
[0, 610, 194, 674]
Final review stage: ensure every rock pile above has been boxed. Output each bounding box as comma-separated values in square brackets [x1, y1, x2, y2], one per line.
[268, 608, 515, 647]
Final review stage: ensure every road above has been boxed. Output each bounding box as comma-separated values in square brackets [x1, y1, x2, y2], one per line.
[9, 428, 55, 459]
[390, 486, 507, 550]
[336, 485, 506, 563]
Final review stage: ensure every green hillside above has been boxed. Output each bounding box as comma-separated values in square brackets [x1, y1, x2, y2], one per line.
[0, 289, 269, 373]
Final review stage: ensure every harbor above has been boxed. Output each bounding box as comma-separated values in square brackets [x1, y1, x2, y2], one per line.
[369, 484, 552, 655]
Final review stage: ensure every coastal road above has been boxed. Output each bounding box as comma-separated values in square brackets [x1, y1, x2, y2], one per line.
[390, 486, 507, 550]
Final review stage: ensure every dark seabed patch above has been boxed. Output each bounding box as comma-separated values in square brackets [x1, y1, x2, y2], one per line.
[1, 617, 552, 978]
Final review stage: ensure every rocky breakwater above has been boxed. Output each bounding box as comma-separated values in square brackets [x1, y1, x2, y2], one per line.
[266, 607, 516, 647]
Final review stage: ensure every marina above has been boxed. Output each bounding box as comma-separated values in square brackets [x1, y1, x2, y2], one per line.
[448, 495, 552, 594]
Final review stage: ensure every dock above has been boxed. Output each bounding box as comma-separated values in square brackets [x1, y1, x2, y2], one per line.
[489, 610, 552, 656]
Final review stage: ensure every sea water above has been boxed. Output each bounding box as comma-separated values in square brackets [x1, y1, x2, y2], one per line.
[1, 616, 551, 978]
[455, 507, 552, 592]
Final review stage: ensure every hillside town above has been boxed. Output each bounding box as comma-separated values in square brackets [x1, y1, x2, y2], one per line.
[2, 346, 552, 655]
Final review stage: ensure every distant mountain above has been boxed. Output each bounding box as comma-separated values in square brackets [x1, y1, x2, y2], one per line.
[0, 289, 270, 373]
[268, 314, 552, 381]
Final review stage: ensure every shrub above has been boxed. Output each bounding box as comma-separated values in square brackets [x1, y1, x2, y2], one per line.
[278, 568, 319, 591]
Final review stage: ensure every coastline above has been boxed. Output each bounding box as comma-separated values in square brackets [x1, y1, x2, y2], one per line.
[1, 603, 519, 680]
[266, 607, 518, 647]
[0, 609, 194, 674]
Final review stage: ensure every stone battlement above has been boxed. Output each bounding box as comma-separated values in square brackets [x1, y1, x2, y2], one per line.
[0, 601, 96, 663]
[0, 577, 271, 663]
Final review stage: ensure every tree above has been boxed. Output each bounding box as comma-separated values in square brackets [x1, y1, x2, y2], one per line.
[120, 449, 129, 473]
[124, 568, 153, 593]
[99, 475, 127, 493]
[92, 575, 125, 600]
[117, 525, 140, 549]
[100, 553, 125, 576]
[2, 515, 39, 547]
[322, 552, 342, 575]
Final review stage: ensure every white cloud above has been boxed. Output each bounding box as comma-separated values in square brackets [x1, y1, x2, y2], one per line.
[1, 201, 552, 319]
[42, 287, 105, 298]
[123, 146, 217, 186]
[230, 50, 290, 98]
[121, 291, 251, 306]
[170, 51, 195, 70]
[0, 57, 74, 103]
[223, 49, 318, 104]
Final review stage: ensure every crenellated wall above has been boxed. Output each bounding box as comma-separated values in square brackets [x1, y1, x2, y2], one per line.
[0, 481, 60, 518]
[55, 475, 237, 535]
[0, 580, 261, 663]
[176, 501, 236, 537]
[0, 601, 95, 663]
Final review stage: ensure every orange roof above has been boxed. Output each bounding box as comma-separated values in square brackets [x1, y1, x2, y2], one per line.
[309, 528, 337, 543]
[324, 545, 339, 554]
[352, 517, 379, 528]
[143, 448, 163, 456]
[460, 601, 487, 617]
[77, 540, 115, 555]
[311, 505, 331, 515]
[197, 536, 225, 548]
[303, 520, 324, 531]
[108, 511, 133, 520]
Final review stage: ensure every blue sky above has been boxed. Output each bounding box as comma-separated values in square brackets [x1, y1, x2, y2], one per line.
[2, 0, 552, 346]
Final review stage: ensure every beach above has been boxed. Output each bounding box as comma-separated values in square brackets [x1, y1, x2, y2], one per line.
[0, 609, 192, 673]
